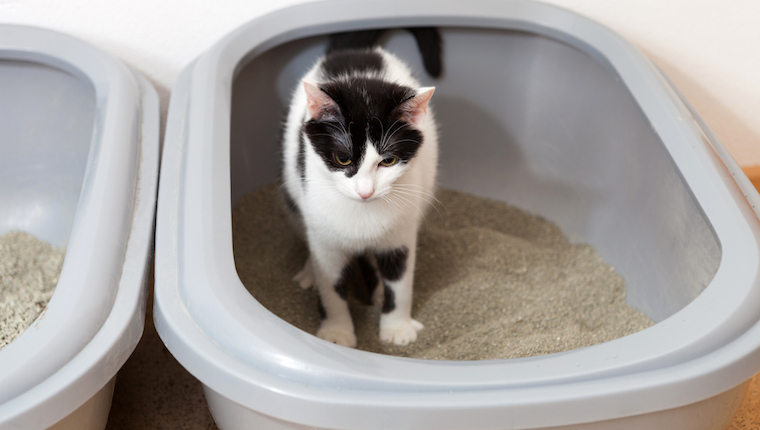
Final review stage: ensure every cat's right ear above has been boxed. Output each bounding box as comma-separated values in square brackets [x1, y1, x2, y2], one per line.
[397, 87, 435, 126]
[303, 80, 340, 121]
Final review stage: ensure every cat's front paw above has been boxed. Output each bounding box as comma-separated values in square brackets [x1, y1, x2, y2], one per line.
[379, 318, 424, 346]
[317, 322, 357, 348]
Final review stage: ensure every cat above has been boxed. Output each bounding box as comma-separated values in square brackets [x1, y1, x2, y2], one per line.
[280, 28, 441, 348]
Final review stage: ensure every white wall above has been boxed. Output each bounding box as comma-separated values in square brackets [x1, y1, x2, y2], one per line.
[2, 0, 758, 166]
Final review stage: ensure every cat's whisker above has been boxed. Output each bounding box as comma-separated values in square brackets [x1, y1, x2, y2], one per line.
[386, 138, 419, 146]
[275, 182, 302, 213]
[379, 119, 403, 151]
[392, 191, 423, 212]
[300, 180, 347, 201]
[381, 138, 422, 154]
[391, 183, 435, 198]
[380, 121, 411, 152]
[309, 133, 341, 139]
[381, 194, 403, 214]
[386, 120, 408, 141]
[343, 121, 353, 148]
[278, 180, 296, 192]
[303, 178, 335, 185]
[384, 196, 409, 218]
[373, 116, 385, 147]
[305, 179, 342, 190]
[392, 184, 446, 214]
[389, 192, 425, 220]
[391, 187, 444, 220]
[393, 188, 443, 209]
[321, 122, 352, 149]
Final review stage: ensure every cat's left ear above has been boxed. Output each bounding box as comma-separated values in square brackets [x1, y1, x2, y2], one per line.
[398, 87, 435, 126]
[303, 80, 341, 121]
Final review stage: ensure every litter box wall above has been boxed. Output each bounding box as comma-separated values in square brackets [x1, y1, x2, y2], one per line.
[155, 1, 760, 429]
[0, 25, 159, 429]
[229, 27, 720, 324]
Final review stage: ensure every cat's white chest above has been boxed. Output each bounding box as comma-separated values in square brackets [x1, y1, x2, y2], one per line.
[302, 189, 405, 249]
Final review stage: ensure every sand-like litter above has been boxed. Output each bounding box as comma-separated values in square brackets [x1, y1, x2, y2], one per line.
[232, 183, 653, 360]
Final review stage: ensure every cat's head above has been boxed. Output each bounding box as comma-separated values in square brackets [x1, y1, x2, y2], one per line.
[302, 78, 434, 202]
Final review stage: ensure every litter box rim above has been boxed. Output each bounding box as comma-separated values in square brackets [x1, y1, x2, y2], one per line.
[154, 0, 760, 428]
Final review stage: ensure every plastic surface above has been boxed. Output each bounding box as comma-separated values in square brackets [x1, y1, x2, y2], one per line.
[0, 25, 160, 429]
[154, 1, 760, 429]
[203, 382, 750, 430]
[47, 378, 115, 430]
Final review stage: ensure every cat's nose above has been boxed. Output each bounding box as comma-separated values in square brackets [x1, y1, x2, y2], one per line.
[358, 189, 374, 200]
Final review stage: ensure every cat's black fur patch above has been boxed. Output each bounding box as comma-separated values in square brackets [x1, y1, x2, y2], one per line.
[317, 297, 326, 320]
[382, 282, 396, 314]
[322, 49, 384, 79]
[357, 254, 379, 305]
[303, 77, 423, 178]
[377, 246, 409, 282]
[327, 29, 385, 53]
[334, 263, 351, 300]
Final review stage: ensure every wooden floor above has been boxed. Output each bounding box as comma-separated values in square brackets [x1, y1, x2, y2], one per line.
[728, 375, 760, 430]
[105, 288, 218, 430]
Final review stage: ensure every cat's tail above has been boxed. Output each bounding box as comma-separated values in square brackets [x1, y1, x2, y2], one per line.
[327, 27, 443, 78]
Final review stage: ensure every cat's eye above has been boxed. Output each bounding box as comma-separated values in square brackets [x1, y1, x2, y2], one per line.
[335, 153, 352, 166]
[380, 156, 398, 167]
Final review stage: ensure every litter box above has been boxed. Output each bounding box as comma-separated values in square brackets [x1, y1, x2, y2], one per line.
[153, 0, 760, 429]
[0, 25, 159, 429]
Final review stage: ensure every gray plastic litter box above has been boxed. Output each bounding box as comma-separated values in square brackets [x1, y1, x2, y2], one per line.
[154, 1, 760, 429]
[0, 25, 159, 429]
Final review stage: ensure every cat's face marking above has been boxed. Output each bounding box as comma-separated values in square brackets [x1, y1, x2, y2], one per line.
[302, 79, 434, 202]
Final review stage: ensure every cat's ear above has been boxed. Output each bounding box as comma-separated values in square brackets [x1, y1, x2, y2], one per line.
[303, 80, 340, 121]
[397, 87, 435, 126]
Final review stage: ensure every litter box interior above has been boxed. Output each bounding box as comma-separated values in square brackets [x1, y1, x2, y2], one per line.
[0, 59, 94, 247]
[228, 27, 721, 324]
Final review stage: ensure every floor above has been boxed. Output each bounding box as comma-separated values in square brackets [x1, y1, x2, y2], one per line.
[105, 287, 218, 430]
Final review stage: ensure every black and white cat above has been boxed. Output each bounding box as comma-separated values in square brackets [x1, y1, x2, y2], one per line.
[281, 29, 441, 348]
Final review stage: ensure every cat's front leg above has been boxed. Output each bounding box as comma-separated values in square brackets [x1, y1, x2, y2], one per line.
[376, 244, 423, 346]
[311, 244, 357, 348]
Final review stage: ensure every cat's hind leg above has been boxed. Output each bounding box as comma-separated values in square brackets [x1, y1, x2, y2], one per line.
[293, 254, 314, 290]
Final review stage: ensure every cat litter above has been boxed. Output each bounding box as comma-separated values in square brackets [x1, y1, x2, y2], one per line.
[154, 1, 760, 429]
[0, 231, 66, 350]
[0, 24, 159, 429]
[232, 183, 654, 361]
